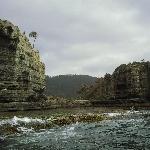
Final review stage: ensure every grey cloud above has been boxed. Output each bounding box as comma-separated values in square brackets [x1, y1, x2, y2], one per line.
[0, 0, 150, 77]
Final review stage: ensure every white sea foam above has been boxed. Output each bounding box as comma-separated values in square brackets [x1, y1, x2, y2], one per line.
[12, 116, 45, 124]
[17, 127, 34, 133]
[104, 112, 121, 117]
[104, 109, 144, 118]
[126, 110, 140, 114]
[0, 116, 45, 126]
[61, 124, 77, 139]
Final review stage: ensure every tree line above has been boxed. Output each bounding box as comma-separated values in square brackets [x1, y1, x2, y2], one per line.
[45, 74, 97, 98]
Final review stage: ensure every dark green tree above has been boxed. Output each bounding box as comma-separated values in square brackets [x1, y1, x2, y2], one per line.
[45, 75, 97, 98]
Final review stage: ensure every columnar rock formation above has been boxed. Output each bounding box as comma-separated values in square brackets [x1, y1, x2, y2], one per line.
[0, 20, 45, 103]
[113, 62, 150, 99]
[79, 61, 150, 101]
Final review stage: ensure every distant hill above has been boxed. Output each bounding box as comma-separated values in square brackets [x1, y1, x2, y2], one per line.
[45, 75, 97, 98]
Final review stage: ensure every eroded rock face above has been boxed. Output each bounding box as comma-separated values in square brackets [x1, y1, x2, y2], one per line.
[113, 62, 150, 100]
[0, 20, 45, 103]
[79, 61, 150, 101]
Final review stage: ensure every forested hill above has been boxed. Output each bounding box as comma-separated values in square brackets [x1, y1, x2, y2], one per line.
[45, 75, 97, 98]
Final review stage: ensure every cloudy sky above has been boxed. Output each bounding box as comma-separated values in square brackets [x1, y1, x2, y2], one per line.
[0, 0, 150, 77]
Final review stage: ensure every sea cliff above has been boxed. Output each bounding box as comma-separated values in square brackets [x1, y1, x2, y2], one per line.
[0, 20, 46, 111]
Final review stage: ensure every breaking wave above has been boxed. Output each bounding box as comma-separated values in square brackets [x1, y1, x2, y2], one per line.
[0, 116, 45, 126]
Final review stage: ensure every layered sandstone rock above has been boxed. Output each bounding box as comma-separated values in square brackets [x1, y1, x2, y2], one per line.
[113, 62, 150, 99]
[0, 19, 46, 104]
[79, 61, 150, 102]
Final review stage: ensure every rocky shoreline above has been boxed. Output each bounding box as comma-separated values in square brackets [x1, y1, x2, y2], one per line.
[0, 114, 105, 135]
[0, 99, 150, 112]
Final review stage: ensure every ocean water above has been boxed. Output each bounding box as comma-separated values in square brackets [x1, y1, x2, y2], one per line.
[0, 109, 150, 150]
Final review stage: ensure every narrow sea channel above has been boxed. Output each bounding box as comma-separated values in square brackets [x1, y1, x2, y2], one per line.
[0, 108, 150, 150]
